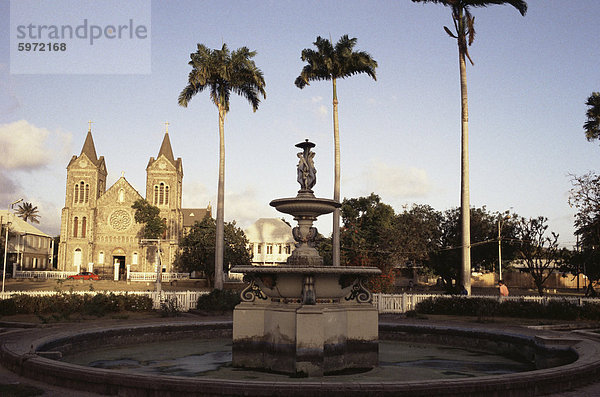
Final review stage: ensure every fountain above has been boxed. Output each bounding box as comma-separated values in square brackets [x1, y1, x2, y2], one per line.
[230, 139, 381, 376]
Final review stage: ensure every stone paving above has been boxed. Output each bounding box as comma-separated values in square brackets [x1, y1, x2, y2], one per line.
[1, 314, 600, 396]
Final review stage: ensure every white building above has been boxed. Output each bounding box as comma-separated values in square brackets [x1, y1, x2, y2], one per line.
[0, 210, 54, 274]
[245, 218, 295, 266]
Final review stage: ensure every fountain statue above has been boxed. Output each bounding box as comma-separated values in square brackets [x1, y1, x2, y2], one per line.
[231, 140, 381, 376]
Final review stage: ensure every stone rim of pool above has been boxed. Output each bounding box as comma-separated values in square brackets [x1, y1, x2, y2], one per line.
[2, 319, 600, 396]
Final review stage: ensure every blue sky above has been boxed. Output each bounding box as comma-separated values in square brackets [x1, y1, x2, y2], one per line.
[1, 0, 599, 248]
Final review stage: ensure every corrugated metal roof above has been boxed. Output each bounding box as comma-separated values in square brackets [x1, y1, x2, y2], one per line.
[0, 210, 51, 237]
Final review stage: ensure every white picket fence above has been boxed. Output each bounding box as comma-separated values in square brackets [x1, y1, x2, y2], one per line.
[1, 291, 600, 313]
[372, 293, 600, 314]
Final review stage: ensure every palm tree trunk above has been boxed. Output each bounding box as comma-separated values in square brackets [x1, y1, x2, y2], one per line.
[458, 30, 471, 295]
[214, 106, 226, 290]
[332, 78, 341, 267]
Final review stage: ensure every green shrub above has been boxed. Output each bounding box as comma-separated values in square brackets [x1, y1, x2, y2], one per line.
[415, 296, 598, 321]
[0, 298, 17, 316]
[0, 292, 153, 318]
[197, 289, 241, 312]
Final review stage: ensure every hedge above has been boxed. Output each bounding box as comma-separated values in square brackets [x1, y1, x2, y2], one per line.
[415, 297, 600, 321]
[0, 292, 153, 317]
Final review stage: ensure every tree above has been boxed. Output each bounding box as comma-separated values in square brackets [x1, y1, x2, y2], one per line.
[132, 199, 166, 239]
[411, 0, 527, 294]
[425, 206, 519, 291]
[295, 35, 378, 267]
[514, 216, 563, 296]
[393, 204, 443, 267]
[15, 202, 40, 224]
[175, 217, 251, 287]
[340, 193, 396, 292]
[567, 172, 600, 293]
[178, 43, 266, 290]
[584, 92, 600, 142]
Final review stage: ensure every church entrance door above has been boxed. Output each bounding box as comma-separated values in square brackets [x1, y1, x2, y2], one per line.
[113, 256, 126, 280]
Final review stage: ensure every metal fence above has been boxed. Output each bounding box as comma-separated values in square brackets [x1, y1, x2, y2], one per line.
[12, 271, 190, 282]
[128, 272, 190, 282]
[14, 271, 77, 279]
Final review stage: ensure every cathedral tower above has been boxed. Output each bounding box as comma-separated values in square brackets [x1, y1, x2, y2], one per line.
[145, 125, 183, 269]
[58, 126, 107, 271]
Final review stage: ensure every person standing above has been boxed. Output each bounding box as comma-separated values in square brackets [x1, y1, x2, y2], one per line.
[498, 280, 509, 297]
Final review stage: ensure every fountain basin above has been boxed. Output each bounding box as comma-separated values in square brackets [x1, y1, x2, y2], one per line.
[2, 319, 598, 397]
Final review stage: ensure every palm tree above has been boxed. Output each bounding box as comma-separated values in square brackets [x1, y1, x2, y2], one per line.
[295, 35, 378, 267]
[16, 202, 40, 224]
[412, 0, 527, 294]
[584, 92, 600, 142]
[178, 44, 266, 290]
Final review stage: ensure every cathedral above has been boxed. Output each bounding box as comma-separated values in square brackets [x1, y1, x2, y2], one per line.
[57, 126, 210, 279]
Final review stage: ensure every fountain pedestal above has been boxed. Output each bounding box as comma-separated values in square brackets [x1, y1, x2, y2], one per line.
[231, 140, 381, 376]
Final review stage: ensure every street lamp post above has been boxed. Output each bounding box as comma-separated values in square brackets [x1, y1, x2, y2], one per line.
[497, 214, 510, 282]
[3, 199, 23, 293]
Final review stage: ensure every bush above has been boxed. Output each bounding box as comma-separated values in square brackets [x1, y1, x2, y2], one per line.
[197, 289, 241, 312]
[415, 296, 600, 321]
[0, 298, 17, 316]
[0, 292, 153, 318]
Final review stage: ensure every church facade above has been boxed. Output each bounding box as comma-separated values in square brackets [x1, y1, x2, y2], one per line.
[57, 128, 209, 279]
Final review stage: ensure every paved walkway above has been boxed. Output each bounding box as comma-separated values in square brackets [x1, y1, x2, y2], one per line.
[1, 314, 600, 396]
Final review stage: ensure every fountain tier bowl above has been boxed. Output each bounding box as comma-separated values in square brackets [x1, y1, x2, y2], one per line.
[269, 196, 340, 217]
[231, 265, 380, 300]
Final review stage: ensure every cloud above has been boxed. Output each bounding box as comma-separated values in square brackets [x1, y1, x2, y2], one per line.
[182, 182, 275, 230]
[311, 96, 323, 103]
[0, 172, 20, 203]
[0, 120, 54, 169]
[318, 105, 328, 116]
[362, 161, 431, 199]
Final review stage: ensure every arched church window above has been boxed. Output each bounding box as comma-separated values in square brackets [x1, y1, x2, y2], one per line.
[74, 183, 79, 204]
[118, 188, 125, 203]
[84, 183, 89, 203]
[165, 185, 169, 205]
[73, 217, 79, 237]
[81, 217, 87, 238]
[162, 218, 167, 239]
[159, 183, 165, 205]
[154, 185, 159, 205]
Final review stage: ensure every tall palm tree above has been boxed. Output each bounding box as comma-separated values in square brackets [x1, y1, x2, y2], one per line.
[16, 202, 40, 224]
[412, 0, 527, 294]
[584, 92, 600, 142]
[295, 35, 378, 267]
[178, 44, 266, 290]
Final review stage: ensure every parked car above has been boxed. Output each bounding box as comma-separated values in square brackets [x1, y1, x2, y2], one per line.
[67, 272, 99, 281]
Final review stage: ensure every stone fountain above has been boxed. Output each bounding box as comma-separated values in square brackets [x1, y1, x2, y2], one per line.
[231, 140, 381, 376]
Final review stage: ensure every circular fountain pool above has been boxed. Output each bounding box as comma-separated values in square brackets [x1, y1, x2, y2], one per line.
[60, 337, 534, 381]
[2, 320, 599, 397]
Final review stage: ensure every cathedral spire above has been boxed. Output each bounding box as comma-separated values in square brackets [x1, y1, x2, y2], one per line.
[158, 123, 175, 164]
[80, 127, 99, 164]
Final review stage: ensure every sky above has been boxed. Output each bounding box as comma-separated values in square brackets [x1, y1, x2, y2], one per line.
[0, 0, 599, 249]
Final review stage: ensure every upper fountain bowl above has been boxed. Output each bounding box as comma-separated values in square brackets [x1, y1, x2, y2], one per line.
[270, 195, 340, 218]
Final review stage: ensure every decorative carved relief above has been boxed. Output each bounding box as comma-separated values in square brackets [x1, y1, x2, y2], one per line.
[109, 209, 132, 231]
